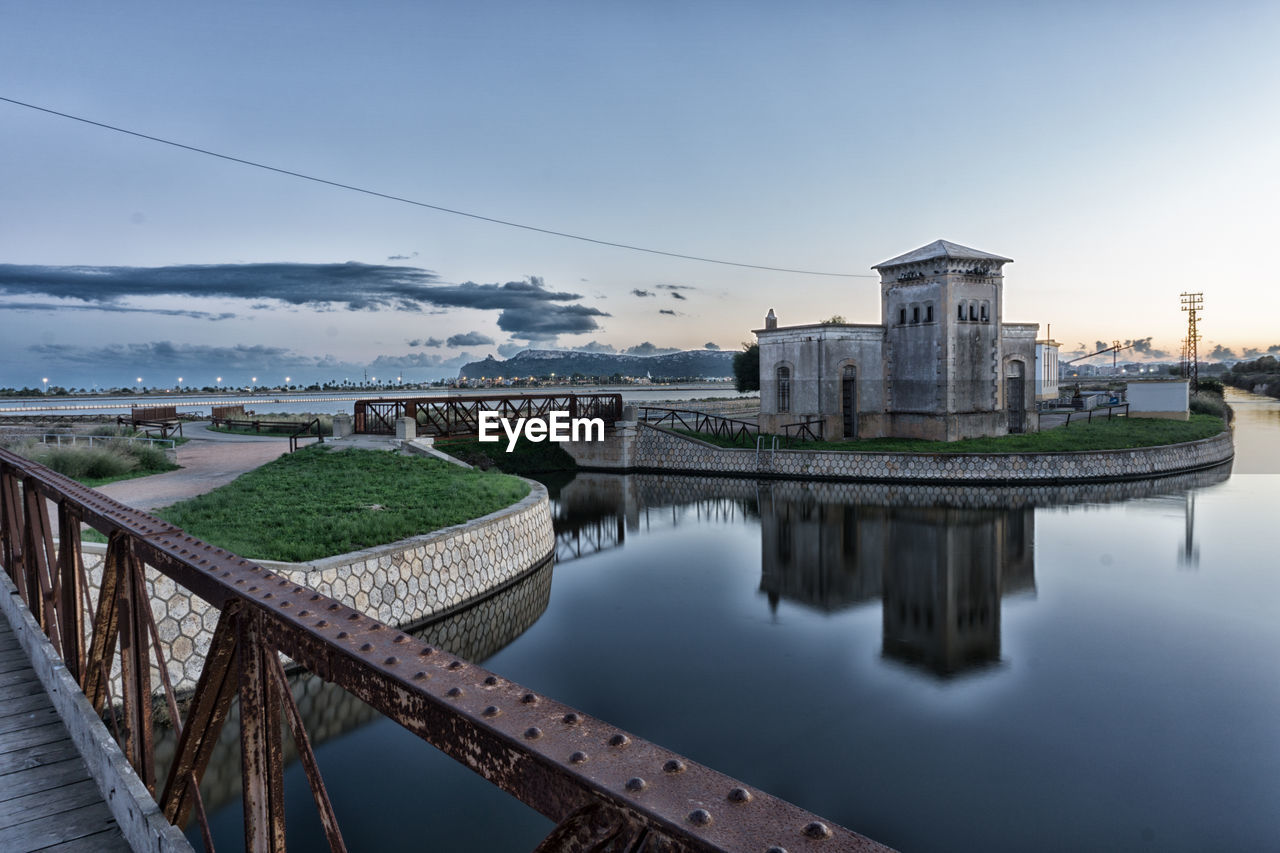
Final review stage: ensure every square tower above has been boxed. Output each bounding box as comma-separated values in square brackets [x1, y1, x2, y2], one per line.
[872, 240, 1014, 440]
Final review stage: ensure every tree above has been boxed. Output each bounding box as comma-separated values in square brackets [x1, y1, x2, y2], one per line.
[733, 343, 760, 393]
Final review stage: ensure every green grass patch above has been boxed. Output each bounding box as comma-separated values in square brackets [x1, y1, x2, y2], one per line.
[674, 414, 1225, 453]
[2, 438, 179, 486]
[144, 445, 529, 562]
[433, 436, 578, 475]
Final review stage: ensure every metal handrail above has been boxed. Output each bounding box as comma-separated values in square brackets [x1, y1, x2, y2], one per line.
[0, 446, 889, 853]
[638, 407, 759, 445]
[354, 393, 624, 436]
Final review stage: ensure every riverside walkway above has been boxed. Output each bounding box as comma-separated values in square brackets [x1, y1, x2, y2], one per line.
[0, 608, 129, 852]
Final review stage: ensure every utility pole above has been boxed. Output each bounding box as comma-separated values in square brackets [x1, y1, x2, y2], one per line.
[1180, 292, 1203, 390]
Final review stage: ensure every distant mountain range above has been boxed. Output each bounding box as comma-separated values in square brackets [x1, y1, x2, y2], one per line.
[457, 348, 735, 380]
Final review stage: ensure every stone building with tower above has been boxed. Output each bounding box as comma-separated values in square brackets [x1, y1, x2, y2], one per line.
[756, 239, 1041, 441]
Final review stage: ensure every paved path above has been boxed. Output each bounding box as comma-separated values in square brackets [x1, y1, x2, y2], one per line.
[0, 611, 130, 852]
[96, 422, 290, 511]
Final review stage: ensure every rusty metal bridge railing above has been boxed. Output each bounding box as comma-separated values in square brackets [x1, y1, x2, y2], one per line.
[0, 445, 889, 853]
[354, 393, 624, 436]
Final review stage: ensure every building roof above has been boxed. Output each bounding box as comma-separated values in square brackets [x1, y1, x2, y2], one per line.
[872, 239, 1013, 269]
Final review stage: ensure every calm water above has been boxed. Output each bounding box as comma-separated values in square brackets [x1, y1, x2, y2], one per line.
[194, 391, 1279, 852]
[0, 384, 741, 417]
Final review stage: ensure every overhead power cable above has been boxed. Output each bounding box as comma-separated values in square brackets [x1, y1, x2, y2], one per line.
[1, 95, 874, 278]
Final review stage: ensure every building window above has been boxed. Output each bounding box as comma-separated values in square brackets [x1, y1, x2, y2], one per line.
[926, 304, 933, 322]
[777, 366, 791, 413]
[958, 303, 966, 321]
[911, 305, 920, 324]
[980, 302, 989, 322]
[969, 304, 977, 321]
[899, 307, 906, 325]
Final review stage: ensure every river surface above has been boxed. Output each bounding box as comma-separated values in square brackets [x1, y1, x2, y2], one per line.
[0, 384, 742, 417]
[192, 390, 1278, 852]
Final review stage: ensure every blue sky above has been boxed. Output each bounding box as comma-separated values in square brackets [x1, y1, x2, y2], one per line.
[2, 1, 1278, 387]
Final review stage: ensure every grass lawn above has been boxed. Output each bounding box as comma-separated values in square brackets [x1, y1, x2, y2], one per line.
[677, 414, 1226, 453]
[141, 446, 530, 562]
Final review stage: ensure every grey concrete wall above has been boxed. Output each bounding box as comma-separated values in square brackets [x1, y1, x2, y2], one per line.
[624, 422, 1234, 483]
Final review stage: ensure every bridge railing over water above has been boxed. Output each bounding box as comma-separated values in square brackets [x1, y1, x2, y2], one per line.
[0, 446, 887, 853]
[354, 393, 624, 436]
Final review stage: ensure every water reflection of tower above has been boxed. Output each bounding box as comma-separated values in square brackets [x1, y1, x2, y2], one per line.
[758, 488, 1036, 678]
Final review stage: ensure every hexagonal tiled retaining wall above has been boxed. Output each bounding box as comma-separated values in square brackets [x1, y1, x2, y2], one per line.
[81, 479, 554, 696]
[631, 423, 1235, 483]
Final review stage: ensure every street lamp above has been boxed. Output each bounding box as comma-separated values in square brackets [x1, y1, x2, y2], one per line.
[42, 377, 48, 395]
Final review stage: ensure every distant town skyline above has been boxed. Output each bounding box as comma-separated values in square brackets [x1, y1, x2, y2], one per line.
[3, 2, 1277, 388]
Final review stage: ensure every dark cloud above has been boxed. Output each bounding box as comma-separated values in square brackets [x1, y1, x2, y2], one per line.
[496, 342, 527, 358]
[1269, 344, 1280, 355]
[704, 342, 721, 350]
[1209, 344, 1237, 360]
[1124, 337, 1169, 359]
[1242, 347, 1263, 359]
[624, 342, 682, 356]
[0, 265, 608, 340]
[0, 301, 235, 321]
[631, 289, 654, 298]
[573, 341, 617, 353]
[656, 284, 694, 291]
[387, 251, 419, 261]
[407, 337, 444, 348]
[1094, 340, 1108, 353]
[446, 331, 495, 347]
[369, 351, 474, 371]
[26, 341, 329, 370]
[499, 303, 609, 341]
[658, 309, 678, 316]
[669, 291, 687, 301]
[0, 262, 447, 311]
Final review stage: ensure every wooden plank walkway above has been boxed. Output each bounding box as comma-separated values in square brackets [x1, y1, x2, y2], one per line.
[0, 611, 131, 852]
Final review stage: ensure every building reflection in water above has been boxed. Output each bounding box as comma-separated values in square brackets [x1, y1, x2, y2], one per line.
[759, 486, 1035, 677]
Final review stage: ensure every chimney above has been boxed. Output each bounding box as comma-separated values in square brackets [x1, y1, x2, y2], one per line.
[765, 308, 777, 330]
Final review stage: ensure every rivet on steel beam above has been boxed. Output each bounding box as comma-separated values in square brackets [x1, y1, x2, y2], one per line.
[385, 656, 399, 665]
[766, 847, 788, 853]
[222, 572, 231, 578]
[419, 647, 435, 657]
[663, 759, 686, 774]
[688, 809, 713, 827]
[310, 594, 321, 601]
[524, 727, 542, 740]
[316, 620, 328, 628]
[482, 705, 500, 718]
[263, 593, 273, 599]
[625, 778, 646, 792]
[563, 713, 581, 725]
[484, 675, 498, 685]
[393, 634, 408, 644]
[802, 822, 832, 840]
[337, 631, 349, 639]
[727, 787, 752, 804]
[413, 671, 429, 680]
[370, 624, 383, 631]
[447, 687, 463, 698]
[328, 604, 340, 611]
[521, 693, 538, 705]
[570, 751, 588, 764]
[298, 610, 309, 617]
[278, 600, 288, 607]
[360, 643, 374, 652]
[347, 613, 361, 621]
[448, 661, 464, 670]
[609, 734, 630, 748]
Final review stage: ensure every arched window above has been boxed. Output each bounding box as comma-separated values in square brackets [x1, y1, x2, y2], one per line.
[969, 304, 977, 321]
[777, 365, 791, 413]
[898, 307, 906, 325]
[980, 301, 989, 322]
[925, 304, 934, 322]
[911, 305, 920, 324]
[958, 303, 966, 321]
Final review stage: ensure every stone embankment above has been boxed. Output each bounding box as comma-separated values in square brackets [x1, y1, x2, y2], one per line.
[567, 421, 1235, 484]
[82, 479, 554, 694]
